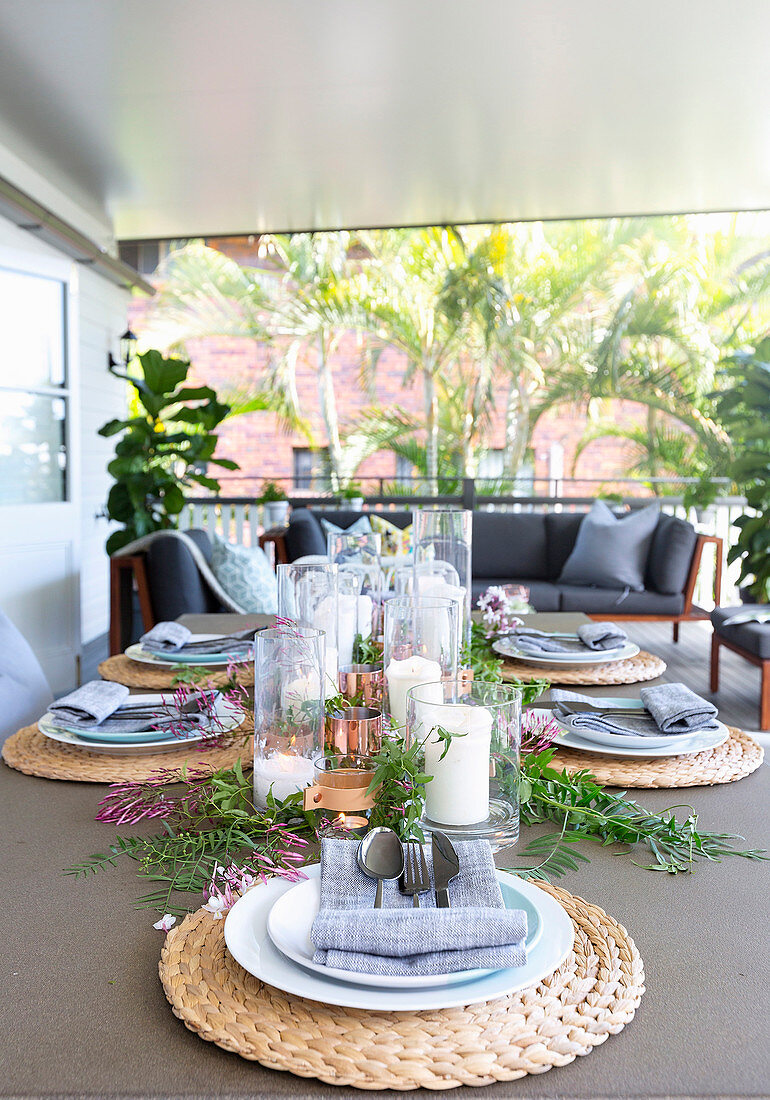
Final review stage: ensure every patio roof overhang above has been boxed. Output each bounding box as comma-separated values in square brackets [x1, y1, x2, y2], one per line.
[0, 0, 769, 243]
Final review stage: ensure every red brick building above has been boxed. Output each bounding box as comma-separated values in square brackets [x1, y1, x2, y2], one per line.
[130, 236, 652, 498]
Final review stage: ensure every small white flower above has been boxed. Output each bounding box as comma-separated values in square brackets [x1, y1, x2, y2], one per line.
[153, 914, 176, 932]
[202, 896, 227, 919]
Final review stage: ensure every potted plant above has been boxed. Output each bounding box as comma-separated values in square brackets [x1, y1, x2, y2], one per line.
[260, 481, 290, 527]
[714, 338, 770, 603]
[340, 481, 365, 511]
[99, 349, 237, 554]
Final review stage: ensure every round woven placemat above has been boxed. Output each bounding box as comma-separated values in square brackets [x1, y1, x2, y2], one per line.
[502, 649, 665, 685]
[553, 726, 764, 788]
[1, 724, 250, 783]
[159, 882, 645, 1090]
[98, 653, 254, 690]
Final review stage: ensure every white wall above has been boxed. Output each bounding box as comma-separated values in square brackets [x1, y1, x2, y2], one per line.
[0, 211, 129, 658]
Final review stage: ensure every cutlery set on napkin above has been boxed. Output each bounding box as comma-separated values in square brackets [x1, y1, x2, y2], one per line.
[47, 681, 217, 738]
[309, 833, 528, 977]
[511, 622, 629, 657]
[552, 683, 720, 739]
[140, 622, 259, 657]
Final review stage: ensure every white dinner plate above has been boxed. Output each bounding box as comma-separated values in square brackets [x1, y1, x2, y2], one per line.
[545, 696, 728, 750]
[492, 638, 640, 667]
[38, 694, 243, 755]
[536, 710, 730, 757]
[266, 866, 544, 989]
[224, 865, 574, 1011]
[126, 634, 253, 668]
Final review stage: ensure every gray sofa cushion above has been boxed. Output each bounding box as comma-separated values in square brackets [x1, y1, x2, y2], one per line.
[544, 513, 584, 578]
[471, 513, 549, 580]
[0, 610, 54, 743]
[558, 501, 660, 591]
[471, 577, 561, 611]
[712, 605, 770, 659]
[646, 514, 698, 594]
[285, 508, 327, 559]
[559, 584, 685, 615]
[146, 529, 225, 620]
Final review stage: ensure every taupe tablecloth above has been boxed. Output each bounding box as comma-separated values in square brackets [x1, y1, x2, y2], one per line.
[0, 613, 767, 1098]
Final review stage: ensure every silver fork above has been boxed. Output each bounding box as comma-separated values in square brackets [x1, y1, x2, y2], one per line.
[399, 841, 431, 907]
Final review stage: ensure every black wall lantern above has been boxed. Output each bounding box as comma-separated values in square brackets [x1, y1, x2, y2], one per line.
[108, 327, 138, 371]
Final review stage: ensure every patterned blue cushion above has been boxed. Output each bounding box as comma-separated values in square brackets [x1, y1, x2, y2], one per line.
[320, 514, 373, 539]
[210, 536, 278, 613]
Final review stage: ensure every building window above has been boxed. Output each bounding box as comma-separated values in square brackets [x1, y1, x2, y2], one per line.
[293, 447, 330, 490]
[0, 267, 68, 504]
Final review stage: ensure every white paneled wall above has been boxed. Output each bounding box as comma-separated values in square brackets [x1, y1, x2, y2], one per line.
[76, 267, 131, 642]
[0, 211, 130, 667]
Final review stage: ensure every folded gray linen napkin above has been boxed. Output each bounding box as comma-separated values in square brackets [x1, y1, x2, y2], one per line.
[50, 680, 130, 724]
[140, 622, 257, 656]
[514, 622, 627, 656]
[310, 838, 527, 976]
[48, 687, 218, 735]
[552, 683, 719, 738]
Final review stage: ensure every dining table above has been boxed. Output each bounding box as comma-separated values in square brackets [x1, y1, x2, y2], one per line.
[1, 612, 768, 1099]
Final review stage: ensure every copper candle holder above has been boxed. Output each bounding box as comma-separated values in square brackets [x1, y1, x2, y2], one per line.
[325, 706, 383, 756]
[339, 663, 384, 709]
[302, 753, 377, 813]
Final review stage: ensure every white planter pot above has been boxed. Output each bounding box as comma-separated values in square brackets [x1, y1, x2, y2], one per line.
[263, 500, 290, 527]
[347, 497, 365, 512]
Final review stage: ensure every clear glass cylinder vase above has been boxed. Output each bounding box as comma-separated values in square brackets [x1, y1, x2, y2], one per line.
[253, 625, 325, 809]
[406, 679, 521, 848]
[382, 595, 459, 730]
[412, 508, 472, 646]
[277, 562, 340, 691]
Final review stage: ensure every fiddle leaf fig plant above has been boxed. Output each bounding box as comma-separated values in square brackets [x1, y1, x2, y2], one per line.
[714, 336, 770, 602]
[100, 349, 238, 555]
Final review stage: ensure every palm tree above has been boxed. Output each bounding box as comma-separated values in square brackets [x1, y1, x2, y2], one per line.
[140, 235, 366, 488]
[354, 227, 470, 486]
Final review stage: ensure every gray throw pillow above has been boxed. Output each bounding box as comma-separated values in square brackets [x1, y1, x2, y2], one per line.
[558, 501, 660, 591]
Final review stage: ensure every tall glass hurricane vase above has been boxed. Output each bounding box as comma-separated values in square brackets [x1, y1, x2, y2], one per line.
[277, 562, 339, 690]
[253, 625, 325, 809]
[406, 679, 521, 848]
[327, 530, 384, 641]
[412, 508, 472, 646]
[383, 595, 459, 730]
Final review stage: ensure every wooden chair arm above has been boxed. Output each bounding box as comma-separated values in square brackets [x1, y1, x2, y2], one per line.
[109, 554, 155, 654]
[259, 527, 290, 568]
[683, 534, 724, 614]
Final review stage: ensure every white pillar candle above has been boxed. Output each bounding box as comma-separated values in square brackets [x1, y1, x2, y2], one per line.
[338, 594, 358, 667]
[417, 575, 466, 622]
[357, 595, 374, 639]
[385, 655, 442, 729]
[282, 670, 321, 712]
[422, 704, 493, 825]
[253, 753, 315, 807]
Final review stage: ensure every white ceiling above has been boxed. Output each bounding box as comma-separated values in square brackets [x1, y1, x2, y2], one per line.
[0, 0, 769, 241]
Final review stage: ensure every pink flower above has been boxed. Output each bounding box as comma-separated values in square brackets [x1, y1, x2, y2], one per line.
[153, 914, 176, 932]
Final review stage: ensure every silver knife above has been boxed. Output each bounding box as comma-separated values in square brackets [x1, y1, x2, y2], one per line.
[431, 831, 460, 908]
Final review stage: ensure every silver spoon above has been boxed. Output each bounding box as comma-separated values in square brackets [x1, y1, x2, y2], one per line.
[357, 827, 404, 909]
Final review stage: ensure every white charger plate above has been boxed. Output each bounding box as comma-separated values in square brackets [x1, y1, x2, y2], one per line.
[540, 716, 730, 758]
[266, 866, 544, 990]
[492, 638, 640, 667]
[224, 865, 574, 1011]
[126, 633, 252, 668]
[38, 694, 242, 755]
[545, 697, 728, 750]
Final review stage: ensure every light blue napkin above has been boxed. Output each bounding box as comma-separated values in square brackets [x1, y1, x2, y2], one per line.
[515, 622, 627, 655]
[311, 839, 527, 976]
[140, 622, 257, 656]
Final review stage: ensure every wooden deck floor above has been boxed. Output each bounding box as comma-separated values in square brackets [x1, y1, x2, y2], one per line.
[622, 620, 762, 735]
